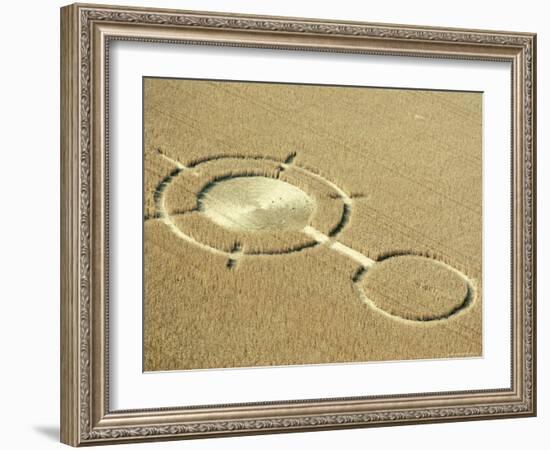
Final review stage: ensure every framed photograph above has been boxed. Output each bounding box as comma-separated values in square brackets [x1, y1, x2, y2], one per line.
[60, 3, 536, 446]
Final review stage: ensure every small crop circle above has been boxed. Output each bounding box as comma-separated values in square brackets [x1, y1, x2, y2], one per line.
[360, 255, 471, 321]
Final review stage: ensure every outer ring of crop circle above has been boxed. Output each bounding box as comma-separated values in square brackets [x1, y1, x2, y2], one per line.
[162, 154, 352, 257]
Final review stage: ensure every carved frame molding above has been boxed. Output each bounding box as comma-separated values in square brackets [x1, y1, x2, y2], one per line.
[61, 3, 536, 446]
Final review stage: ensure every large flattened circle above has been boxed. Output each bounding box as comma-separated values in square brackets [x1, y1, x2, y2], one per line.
[162, 156, 348, 255]
[360, 255, 471, 321]
[199, 176, 315, 232]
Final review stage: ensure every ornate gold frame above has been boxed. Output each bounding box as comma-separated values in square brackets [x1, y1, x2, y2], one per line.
[60, 3, 536, 446]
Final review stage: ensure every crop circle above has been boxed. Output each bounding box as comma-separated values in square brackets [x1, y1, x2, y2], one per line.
[199, 176, 315, 232]
[360, 255, 471, 321]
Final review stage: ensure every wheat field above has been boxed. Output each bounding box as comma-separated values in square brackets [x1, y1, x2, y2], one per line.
[143, 77, 482, 371]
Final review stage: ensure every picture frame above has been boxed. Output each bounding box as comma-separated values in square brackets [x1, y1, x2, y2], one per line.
[60, 2, 536, 446]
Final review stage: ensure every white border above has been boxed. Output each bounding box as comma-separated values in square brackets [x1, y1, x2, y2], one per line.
[109, 41, 511, 410]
